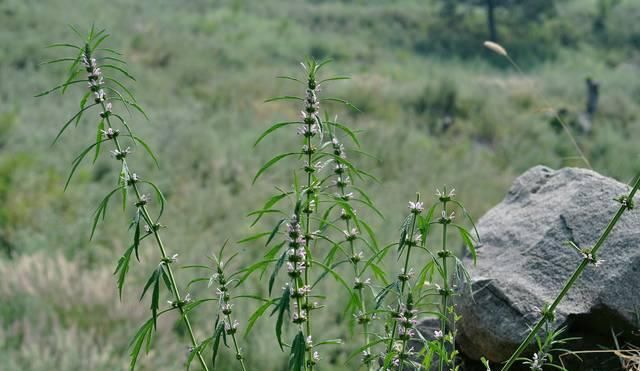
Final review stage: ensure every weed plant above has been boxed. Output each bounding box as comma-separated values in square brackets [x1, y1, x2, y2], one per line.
[41, 27, 640, 371]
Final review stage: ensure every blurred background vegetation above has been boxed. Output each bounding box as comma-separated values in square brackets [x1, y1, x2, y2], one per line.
[1, 0, 639, 370]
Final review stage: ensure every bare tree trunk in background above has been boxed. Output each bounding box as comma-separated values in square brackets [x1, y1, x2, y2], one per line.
[578, 77, 600, 133]
[487, 0, 498, 42]
[586, 77, 599, 119]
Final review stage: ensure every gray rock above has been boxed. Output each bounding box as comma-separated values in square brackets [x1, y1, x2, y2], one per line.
[455, 166, 640, 363]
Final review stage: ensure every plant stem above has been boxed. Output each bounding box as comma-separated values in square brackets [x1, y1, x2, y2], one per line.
[303, 118, 314, 371]
[398, 214, 419, 371]
[225, 312, 249, 371]
[386, 204, 419, 363]
[102, 104, 210, 371]
[500, 175, 640, 371]
[439, 199, 449, 371]
[342, 196, 371, 369]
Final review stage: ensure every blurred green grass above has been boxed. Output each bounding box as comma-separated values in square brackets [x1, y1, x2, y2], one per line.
[1, 0, 639, 370]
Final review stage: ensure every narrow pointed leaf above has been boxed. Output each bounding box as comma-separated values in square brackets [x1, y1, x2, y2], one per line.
[254, 121, 302, 147]
[244, 299, 275, 337]
[253, 152, 299, 184]
[289, 331, 306, 371]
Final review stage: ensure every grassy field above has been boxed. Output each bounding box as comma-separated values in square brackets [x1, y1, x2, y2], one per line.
[1, 0, 639, 370]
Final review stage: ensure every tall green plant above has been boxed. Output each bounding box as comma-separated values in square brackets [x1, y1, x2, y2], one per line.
[39, 26, 210, 370]
[243, 59, 380, 371]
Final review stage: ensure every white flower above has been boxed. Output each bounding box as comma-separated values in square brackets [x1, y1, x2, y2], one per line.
[94, 89, 106, 102]
[225, 320, 239, 332]
[408, 201, 424, 213]
[344, 228, 358, 241]
[110, 147, 131, 159]
[434, 330, 443, 339]
[436, 187, 456, 199]
[101, 127, 119, 139]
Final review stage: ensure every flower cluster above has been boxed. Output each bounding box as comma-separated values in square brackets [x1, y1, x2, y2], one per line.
[436, 187, 456, 202]
[408, 200, 424, 214]
[81, 52, 108, 107]
[298, 82, 320, 143]
[292, 301, 307, 324]
[286, 215, 307, 279]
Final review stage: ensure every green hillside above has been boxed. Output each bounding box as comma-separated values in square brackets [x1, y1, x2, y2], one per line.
[1, 0, 639, 370]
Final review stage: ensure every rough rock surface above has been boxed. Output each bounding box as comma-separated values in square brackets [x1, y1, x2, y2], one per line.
[455, 166, 640, 363]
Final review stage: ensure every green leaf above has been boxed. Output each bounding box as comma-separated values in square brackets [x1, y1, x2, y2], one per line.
[264, 95, 303, 103]
[264, 240, 286, 260]
[359, 219, 379, 252]
[39, 57, 77, 66]
[250, 192, 291, 226]
[53, 103, 99, 145]
[397, 214, 413, 255]
[160, 265, 172, 292]
[104, 77, 136, 101]
[93, 120, 105, 163]
[141, 180, 166, 220]
[34, 80, 87, 97]
[47, 43, 83, 50]
[451, 199, 480, 241]
[375, 281, 398, 309]
[64, 139, 109, 191]
[234, 259, 278, 286]
[368, 261, 388, 285]
[114, 244, 135, 300]
[314, 58, 332, 73]
[120, 163, 128, 211]
[112, 113, 134, 138]
[319, 76, 351, 84]
[346, 338, 388, 362]
[312, 260, 353, 295]
[129, 317, 154, 371]
[91, 33, 110, 50]
[254, 121, 302, 147]
[325, 120, 360, 147]
[111, 97, 149, 120]
[186, 337, 212, 371]
[321, 97, 361, 112]
[237, 232, 270, 244]
[454, 256, 472, 289]
[276, 75, 303, 84]
[140, 265, 162, 329]
[272, 286, 291, 351]
[132, 136, 160, 168]
[101, 63, 136, 80]
[266, 218, 285, 246]
[455, 224, 477, 264]
[133, 215, 142, 260]
[269, 250, 287, 296]
[289, 331, 306, 371]
[244, 299, 275, 337]
[211, 321, 225, 369]
[62, 65, 83, 95]
[90, 186, 123, 239]
[74, 91, 92, 128]
[312, 259, 348, 289]
[253, 152, 299, 184]
[97, 47, 122, 55]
